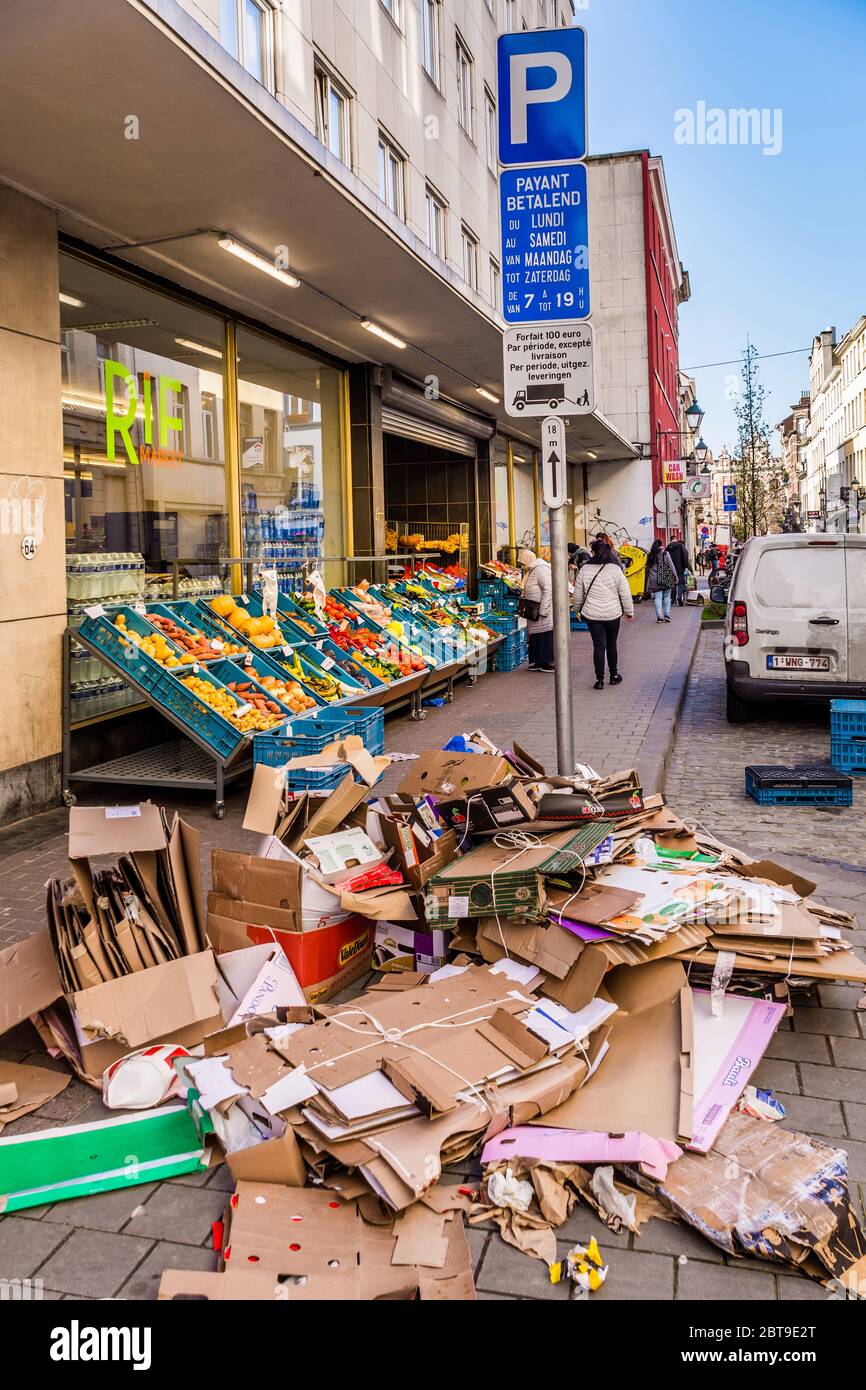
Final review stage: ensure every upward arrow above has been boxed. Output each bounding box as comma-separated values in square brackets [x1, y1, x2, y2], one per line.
[548, 451, 560, 465]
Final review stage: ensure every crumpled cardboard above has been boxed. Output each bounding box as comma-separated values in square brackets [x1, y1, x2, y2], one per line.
[161, 1180, 476, 1301]
[0, 1061, 70, 1134]
[652, 1111, 866, 1282]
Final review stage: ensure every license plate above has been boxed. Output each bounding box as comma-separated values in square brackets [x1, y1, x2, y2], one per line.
[767, 655, 831, 672]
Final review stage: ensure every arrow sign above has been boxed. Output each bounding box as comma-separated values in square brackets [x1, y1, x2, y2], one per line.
[542, 417, 567, 509]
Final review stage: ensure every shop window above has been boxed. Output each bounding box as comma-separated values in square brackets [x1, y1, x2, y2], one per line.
[218, 0, 274, 89]
[314, 63, 352, 165]
[60, 253, 229, 596]
[236, 327, 345, 590]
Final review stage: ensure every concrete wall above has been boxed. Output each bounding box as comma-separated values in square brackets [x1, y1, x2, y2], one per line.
[0, 186, 65, 823]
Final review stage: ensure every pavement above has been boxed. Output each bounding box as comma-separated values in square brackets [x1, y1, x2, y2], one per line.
[1, 595, 864, 1302]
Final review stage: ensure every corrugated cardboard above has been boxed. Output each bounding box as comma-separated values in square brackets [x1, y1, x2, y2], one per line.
[397, 752, 511, 798]
[0, 931, 63, 1036]
[0, 1061, 70, 1133]
[68, 803, 167, 859]
[206, 905, 373, 1004]
[72, 949, 223, 1049]
[537, 959, 694, 1144]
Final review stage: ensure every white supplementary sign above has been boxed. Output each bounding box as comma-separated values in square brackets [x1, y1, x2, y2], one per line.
[542, 417, 567, 510]
[20, 535, 37, 560]
[503, 324, 594, 419]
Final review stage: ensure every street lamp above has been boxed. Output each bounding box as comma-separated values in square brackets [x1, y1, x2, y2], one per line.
[685, 400, 705, 435]
[694, 437, 710, 467]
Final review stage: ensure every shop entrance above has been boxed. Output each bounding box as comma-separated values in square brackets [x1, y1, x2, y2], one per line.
[383, 428, 483, 584]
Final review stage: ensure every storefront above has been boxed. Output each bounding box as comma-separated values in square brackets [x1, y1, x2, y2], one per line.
[59, 249, 349, 724]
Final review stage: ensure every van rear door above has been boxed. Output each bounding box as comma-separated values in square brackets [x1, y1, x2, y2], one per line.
[845, 537, 866, 681]
[749, 539, 848, 683]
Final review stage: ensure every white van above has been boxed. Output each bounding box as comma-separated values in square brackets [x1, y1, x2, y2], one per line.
[724, 533, 866, 723]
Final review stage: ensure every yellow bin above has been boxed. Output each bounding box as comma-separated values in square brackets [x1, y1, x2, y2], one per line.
[619, 544, 648, 600]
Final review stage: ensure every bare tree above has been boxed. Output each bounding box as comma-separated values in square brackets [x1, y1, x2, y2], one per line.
[732, 341, 788, 538]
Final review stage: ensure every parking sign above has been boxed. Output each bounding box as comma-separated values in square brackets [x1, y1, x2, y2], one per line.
[497, 29, 587, 167]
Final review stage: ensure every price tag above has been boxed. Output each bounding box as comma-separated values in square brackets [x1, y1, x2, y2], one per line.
[210, 639, 224, 651]
[235, 702, 253, 717]
[241, 594, 249, 604]
[283, 645, 294, 657]
[193, 663, 200, 673]
[84, 604, 106, 619]
[244, 652, 255, 667]
[364, 646, 378, 657]
[133, 602, 147, 618]
[105, 806, 142, 820]
[447, 895, 470, 919]
[320, 656, 335, 671]
[339, 620, 349, 632]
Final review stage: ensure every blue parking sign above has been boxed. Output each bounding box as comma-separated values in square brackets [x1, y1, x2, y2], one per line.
[497, 29, 587, 167]
[723, 485, 738, 512]
[500, 163, 590, 324]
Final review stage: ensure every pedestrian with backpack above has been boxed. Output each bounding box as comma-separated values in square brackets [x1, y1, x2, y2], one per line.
[573, 539, 634, 690]
[646, 539, 678, 622]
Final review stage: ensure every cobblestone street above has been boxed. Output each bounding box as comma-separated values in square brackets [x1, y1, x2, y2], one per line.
[1, 608, 864, 1302]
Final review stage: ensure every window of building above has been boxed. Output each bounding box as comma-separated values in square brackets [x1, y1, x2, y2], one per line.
[419, 0, 441, 86]
[490, 257, 501, 310]
[378, 131, 406, 219]
[484, 0, 496, 16]
[380, 0, 401, 26]
[314, 63, 351, 164]
[425, 186, 447, 259]
[218, 0, 273, 87]
[505, 0, 517, 30]
[456, 35, 474, 139]
[462, 225, 479, 291]
[485, 89, 497, 171]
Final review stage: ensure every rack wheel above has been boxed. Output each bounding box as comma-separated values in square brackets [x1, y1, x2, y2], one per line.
[215, 801, 226, 820]
[62, 790, 77, 807]
[411, 709, 427, 721]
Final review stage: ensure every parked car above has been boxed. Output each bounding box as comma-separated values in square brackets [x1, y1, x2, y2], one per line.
[724, 533, 866, 723]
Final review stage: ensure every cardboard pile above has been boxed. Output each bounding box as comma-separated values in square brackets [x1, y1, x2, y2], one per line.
[1, 728, 864, 1300]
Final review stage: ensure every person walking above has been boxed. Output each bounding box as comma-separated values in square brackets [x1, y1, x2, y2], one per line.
[518, 548, 554, 672]
[646, 538, 678, 622]
[573, 539, 634, 690]
[666, 536, 692, 607]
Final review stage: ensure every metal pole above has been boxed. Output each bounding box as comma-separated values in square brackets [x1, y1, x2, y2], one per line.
[506, 440, 517, 566]
[549, 502, 574, 775]
[532, 449, 542, 553]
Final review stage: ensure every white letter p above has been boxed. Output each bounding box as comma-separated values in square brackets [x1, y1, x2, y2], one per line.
[509, 52, 572, 146]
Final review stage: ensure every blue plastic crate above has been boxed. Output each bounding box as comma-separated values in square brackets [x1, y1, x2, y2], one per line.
[830, 700, 866, 774]
[251, 734, 358, 791]
[77, 615, 166, 693]
[146, 665, 245, 761]
[485, 613, 519, 637]
[745, 765, 854, 807]
[274, 704, 384, 757]
[831, 739, 866, 775]
[570, 612, 588, 632]
[491, 628, 528, 672]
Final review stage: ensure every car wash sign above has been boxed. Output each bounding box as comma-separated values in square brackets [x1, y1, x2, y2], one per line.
[498, 27, 593, 412]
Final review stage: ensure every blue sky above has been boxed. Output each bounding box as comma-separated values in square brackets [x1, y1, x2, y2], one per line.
[580, 0, 866, 455]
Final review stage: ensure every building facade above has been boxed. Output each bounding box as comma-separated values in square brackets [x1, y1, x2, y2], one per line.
[776, 392, 810, 529]
[0, 0, 680, 824]
[580, 152, 691, 552]
[804, 321, 866, 533]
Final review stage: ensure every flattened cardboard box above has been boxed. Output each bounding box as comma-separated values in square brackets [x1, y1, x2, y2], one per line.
[397, 752, 511, 799]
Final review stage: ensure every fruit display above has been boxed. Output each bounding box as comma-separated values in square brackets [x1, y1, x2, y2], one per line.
[232, 674, 315, 715]
[148, 613, 246, 661]
[322, 595, 356, 625]
[113, 614, 184, 668]
[276, 650, 343, 704]
[208, 595, 286, 649]
[398, 531, 463, 554]
[179, 675, 284, 733]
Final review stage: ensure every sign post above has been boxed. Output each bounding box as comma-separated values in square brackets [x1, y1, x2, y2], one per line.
[498, 25, 589, 775]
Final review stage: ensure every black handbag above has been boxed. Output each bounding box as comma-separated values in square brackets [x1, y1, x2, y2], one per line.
[518, 594, 542, 621]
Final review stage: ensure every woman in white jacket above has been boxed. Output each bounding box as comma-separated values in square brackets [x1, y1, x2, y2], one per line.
[572, 539, 634, 690]
[518, 548, 554, 672]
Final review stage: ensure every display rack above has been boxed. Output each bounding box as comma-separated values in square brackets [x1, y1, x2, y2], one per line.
[61, 628, 251, 819]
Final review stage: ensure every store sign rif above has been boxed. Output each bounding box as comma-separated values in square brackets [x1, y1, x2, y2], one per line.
[104, 360, 184, 468]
